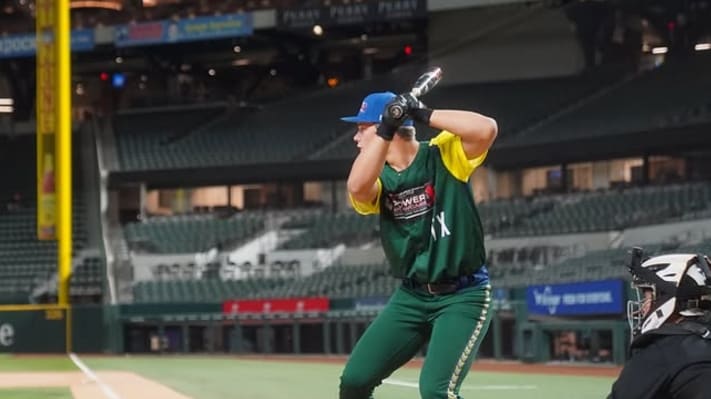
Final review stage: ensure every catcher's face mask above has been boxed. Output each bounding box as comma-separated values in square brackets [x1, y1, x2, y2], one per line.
[626, 248, 711, 340]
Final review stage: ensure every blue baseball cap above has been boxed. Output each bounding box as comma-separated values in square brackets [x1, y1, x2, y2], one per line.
[341, 91, 413, 126]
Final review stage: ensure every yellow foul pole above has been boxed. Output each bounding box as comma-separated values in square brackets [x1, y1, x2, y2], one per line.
[55, 0, 72, 309]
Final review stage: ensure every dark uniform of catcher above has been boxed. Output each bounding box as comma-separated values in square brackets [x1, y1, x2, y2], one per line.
[338, 90, 497, 399]
[608, 248, 711, 399]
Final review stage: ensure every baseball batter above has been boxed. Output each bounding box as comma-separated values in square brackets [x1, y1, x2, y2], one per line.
[339, 90, 498, 399]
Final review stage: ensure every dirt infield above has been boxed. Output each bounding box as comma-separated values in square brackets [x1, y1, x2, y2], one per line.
[238, 354, 622, 378]
[0, 371, 191, 399]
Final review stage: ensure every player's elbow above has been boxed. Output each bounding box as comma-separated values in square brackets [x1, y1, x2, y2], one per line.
[347, 177, 368, 200]
[347, 177, 377, 205]
[482, 116, 498, 143]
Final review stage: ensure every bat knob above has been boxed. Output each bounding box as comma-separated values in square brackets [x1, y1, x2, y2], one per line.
[387, 103, 405, 119]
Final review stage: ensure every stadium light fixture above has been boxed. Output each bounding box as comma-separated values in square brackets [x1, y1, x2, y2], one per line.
[70, 1, 122, 11]
[651, 46, 668, 54]
[232, 59, 250, 66]
[695, 43, 711, 51]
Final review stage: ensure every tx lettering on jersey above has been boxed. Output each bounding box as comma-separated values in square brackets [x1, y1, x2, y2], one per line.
[430, 211, 451, 240]
[384, 182, 435, 220]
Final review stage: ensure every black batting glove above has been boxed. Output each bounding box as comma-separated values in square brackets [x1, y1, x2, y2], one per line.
[399, 93, 433, 125]
[376, 96, 409, 141]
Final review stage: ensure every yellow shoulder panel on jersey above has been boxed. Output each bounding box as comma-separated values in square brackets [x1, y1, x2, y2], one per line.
[349, 178, 382, 215]
[429, 131, 487, 182]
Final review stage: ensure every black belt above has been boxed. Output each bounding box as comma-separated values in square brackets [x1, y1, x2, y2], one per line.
[402, 274, 479, 295]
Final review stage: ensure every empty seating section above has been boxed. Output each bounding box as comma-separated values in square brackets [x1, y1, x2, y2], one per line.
[426, 66, 624, 139]
[279, 213, 378, 249]
[131, 237, 711, 302]
[112, 64, 627, 169]
[477, 197, 554, 235]
[0, 132, 97, 303]
[131, 263, 399, 303]
[313, 66, 625, 161]
[0, 197, 89, 302]
[132, 277, 291, 303]
[491, 240, 711, 288]
[124, 213, 265, 253]
[0, 240, 56, 301]
[114, 105, 226, 171]
[493, 182, 711, 237]
[114, 89, 367, 170]
[252, 263, 397, 299]
[519, 54, 711, 144]
[70, 257, 105, 297]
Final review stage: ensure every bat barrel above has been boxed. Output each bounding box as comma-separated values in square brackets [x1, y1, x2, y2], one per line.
[410, 67, 442, 98]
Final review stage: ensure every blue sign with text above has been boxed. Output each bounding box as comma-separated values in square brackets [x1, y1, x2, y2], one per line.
[0, 29, 94, 59]
[115, 13, 253, 47]
[354, 296, 389, 312]
[526, 279, 625, 316]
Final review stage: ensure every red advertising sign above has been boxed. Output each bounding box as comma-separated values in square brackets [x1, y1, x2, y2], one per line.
[222, 297, 330, 314]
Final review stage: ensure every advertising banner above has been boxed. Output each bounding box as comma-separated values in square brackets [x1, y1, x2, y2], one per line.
[115, 13, 253, 47]
[0, 29, 94, 59]
[114, 21, 166, 47]
[36, 0, 56, 240]
[0, 308, 66, 353]
[278, 0, 426, 28]
[354, 296, 389, 312]
[222, 297, 330, 315]
[171, 14, 253, 43]
[527, 279, 625, 316]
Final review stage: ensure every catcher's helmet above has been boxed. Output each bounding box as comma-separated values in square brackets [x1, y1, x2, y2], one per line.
[626, 247, 711, 338]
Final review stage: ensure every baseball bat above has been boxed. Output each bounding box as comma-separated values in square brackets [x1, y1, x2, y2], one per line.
[388, 66, 443, 119]
[410, 66, 443, 98]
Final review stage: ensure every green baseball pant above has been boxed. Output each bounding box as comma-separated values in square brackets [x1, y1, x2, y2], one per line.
[339, 283, 492, 399]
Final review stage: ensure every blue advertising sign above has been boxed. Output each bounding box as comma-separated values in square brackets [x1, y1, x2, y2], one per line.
[354, 296, 389, 312]
[70, 29, 95, 51]
[171, 14, 253, 43]
[526, 279, 625, 316]
[0, 29, 94, 59]
[115, 13, 252, 47]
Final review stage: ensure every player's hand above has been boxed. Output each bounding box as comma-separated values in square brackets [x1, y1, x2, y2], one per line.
[376, 96, 409, 141]
[399, 92, 433, 125]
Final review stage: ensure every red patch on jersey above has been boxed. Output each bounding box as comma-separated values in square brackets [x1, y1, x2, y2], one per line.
[424, 183, 435, 205]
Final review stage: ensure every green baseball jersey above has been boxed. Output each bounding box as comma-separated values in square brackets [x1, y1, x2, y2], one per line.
[351, 131, 487, 283]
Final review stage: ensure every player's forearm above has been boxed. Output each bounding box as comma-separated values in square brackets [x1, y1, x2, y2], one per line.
[347, 137, 389, 202]
[429, 110, 498, 143]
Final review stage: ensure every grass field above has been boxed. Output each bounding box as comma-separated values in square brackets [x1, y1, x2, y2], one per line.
[0, 355, 75, 371]
[0, 355, 617, 399]
[0, 388, 73, 399]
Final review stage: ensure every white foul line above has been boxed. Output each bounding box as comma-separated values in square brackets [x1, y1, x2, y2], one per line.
[383, 378, 537, 391]
[69, 353, 122, 399]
